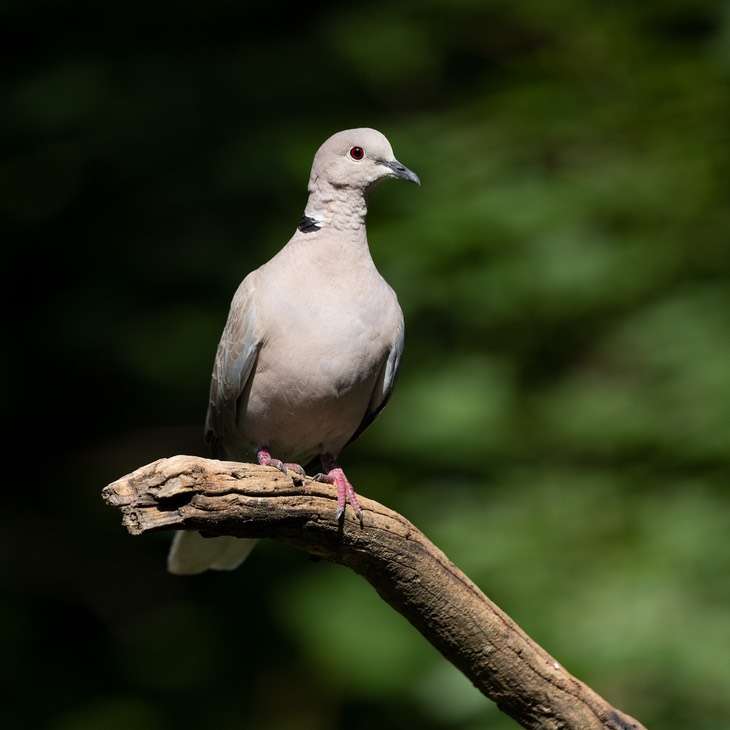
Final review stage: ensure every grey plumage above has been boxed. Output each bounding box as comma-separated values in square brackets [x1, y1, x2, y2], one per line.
[168, 128, 419, 575]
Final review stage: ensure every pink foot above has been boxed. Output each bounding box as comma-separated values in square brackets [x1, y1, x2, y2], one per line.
[314, 453, 364, 526]
[257, 449, 305, 477]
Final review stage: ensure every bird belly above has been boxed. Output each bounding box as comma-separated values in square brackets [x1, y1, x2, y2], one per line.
[237, 348, 382, 465]
[222, 261, 401, 465]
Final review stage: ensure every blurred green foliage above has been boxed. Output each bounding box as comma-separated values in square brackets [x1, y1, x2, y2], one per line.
[3, 0, 729, 728]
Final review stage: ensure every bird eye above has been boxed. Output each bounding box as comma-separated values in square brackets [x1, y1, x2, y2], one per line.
[349, 146, 364, 160]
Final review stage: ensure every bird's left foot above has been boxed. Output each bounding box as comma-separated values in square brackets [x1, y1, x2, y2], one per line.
[314, 454, 364, 527]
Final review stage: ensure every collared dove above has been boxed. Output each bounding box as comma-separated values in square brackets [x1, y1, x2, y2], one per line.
[168, 128, 420, 575]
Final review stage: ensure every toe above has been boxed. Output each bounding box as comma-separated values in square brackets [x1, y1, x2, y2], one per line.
[286, 463, 306, 477]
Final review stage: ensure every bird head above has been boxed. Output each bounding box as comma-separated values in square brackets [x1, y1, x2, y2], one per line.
[309, 128, 421, 193]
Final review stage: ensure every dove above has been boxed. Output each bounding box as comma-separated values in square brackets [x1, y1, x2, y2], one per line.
[168, 128, 419, 574]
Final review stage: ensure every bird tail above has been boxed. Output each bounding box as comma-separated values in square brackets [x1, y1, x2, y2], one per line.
[167, 531, 258, 575]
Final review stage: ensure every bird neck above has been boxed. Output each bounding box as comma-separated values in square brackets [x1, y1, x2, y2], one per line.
[303, 177, 369, 233]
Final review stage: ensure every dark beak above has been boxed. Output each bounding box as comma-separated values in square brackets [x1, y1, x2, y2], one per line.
[381, 159, 421, 186]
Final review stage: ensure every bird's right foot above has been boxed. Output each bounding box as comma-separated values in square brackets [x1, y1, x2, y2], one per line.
[257, 449, 305, 477]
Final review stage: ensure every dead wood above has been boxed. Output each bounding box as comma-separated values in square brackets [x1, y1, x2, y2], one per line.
[103, 455, 646, 730]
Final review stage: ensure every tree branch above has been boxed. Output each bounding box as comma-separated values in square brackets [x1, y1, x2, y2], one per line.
[103, 455, 646, 730]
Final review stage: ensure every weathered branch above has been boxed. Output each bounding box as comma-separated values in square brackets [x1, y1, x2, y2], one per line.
[103, 455, 646, 730]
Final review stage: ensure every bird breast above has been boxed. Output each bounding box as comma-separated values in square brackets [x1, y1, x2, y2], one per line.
[235, 240, 401, 462]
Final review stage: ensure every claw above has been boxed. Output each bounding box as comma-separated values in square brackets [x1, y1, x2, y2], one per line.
[318, 454, 364, 526]
[259, 450, 364, 525]
[257, 449, 303, 477]
[271, 458, 288, 475]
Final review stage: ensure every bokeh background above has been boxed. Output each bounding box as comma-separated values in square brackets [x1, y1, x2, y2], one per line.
[4, 0, 729, 728]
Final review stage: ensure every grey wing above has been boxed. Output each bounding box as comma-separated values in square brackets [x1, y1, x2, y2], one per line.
[204, 277, 260, 457]
[346, 320, 405, 447]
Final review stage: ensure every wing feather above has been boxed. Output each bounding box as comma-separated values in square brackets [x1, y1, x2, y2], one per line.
[204, 277, 260, 456]
[346, 319, 404, 447]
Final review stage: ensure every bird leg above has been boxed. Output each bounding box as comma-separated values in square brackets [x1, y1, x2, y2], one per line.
[314, 453, 364, 526]
[257, 449, 305, 477]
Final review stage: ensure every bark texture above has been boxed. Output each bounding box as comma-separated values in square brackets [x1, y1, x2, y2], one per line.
[103, 455, 646, 730]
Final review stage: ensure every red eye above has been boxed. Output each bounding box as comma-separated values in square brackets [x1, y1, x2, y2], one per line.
[349, 146, 364, 160]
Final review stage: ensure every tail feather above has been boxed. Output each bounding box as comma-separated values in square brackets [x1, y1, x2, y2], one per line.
[167, 531, 258, 575]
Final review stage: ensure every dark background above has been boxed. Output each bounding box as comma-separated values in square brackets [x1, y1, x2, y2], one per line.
[3, 1, 729, 728]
